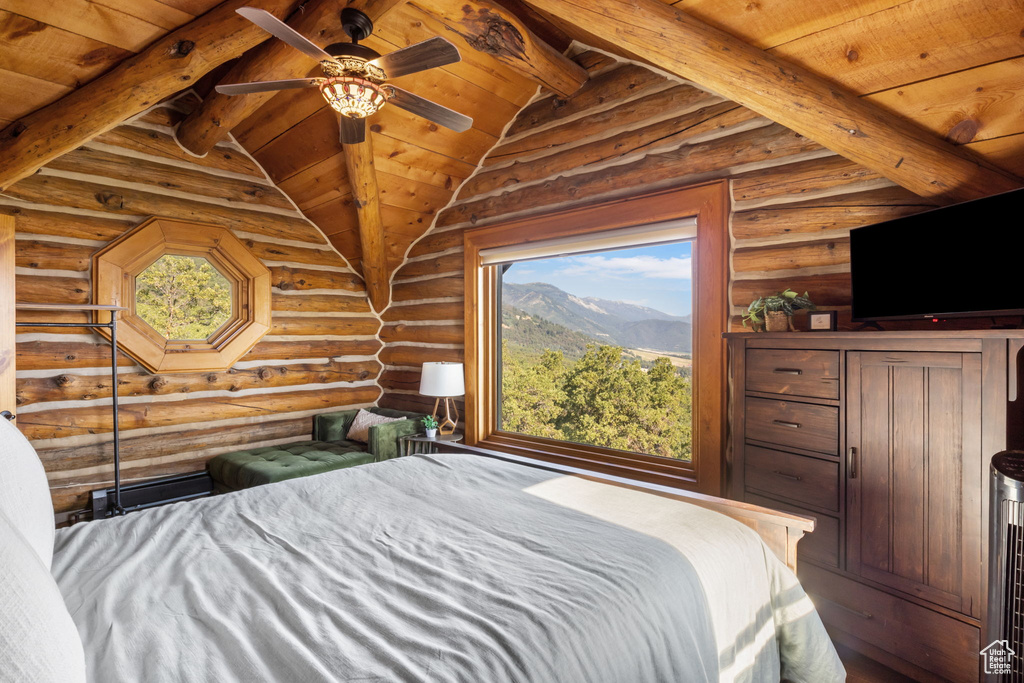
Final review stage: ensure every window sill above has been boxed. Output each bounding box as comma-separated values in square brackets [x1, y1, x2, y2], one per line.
[478, 432, 699, 491]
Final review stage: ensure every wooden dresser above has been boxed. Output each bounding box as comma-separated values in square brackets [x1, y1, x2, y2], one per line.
[726, 331, 1024, 682]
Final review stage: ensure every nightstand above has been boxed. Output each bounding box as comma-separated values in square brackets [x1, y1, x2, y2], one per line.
[401, 432, 464, 457]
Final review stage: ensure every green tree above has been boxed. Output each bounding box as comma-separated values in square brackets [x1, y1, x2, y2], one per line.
[501, 342, 693, 462]
[135, 255, 232, 340]
[557, 345, 692, 461]
[501, 344, 566, 439]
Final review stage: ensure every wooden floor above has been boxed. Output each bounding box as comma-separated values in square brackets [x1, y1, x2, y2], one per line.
[836, 643, 920, 683]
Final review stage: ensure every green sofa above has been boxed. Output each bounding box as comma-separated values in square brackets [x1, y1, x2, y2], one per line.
[207, 407, 426, 492]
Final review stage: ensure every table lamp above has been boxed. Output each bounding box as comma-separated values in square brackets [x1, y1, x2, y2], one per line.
[419, 362, 464, 435]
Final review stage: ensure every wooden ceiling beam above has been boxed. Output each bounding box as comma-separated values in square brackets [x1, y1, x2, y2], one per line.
[177, 0, 406, 157]
[342, 133, 390, 312]
[0, 0, 303, 192]
[409, 0, 587, 98]
[526, 0, 1022, 203]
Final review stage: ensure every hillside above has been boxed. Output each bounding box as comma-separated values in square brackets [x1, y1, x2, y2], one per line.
[502, 282, 691, 354]
[501, 307, 598, 360]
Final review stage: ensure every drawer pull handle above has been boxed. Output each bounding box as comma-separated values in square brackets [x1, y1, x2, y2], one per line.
[772, 420, 802, 429]
[772, 470, 802, 482]
[830, 601, 873, 620]
[848, 446, 858, 479]
[773, 368, 803, 375]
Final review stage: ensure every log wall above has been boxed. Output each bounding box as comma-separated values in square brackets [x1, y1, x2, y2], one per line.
[378, 48, 943, 413]
[3, 95, 382, 517]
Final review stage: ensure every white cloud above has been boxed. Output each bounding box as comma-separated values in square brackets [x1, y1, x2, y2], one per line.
[556, 255, 692, 280]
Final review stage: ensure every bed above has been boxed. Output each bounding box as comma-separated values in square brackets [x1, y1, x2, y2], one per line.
[1, 419, 844, 682]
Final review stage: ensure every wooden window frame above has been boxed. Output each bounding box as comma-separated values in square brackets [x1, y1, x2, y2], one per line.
[464, 181, 729, 496]
[93, 217, 271, 373]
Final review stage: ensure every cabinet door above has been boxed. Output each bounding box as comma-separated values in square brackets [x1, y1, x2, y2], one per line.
[846, 351, 982, 618]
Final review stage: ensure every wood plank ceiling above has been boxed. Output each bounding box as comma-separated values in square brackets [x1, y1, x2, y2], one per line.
[0, 0, 1021, 304]
[233, 0, 542, 280]
[0, 0, 226, 126]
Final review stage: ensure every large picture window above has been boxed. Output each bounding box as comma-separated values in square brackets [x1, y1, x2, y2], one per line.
[464, 182, 729, 495]
[498, 239, 694, 461]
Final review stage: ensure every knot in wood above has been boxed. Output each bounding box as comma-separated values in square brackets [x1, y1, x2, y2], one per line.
[149, 377, 167, 390]
[55, 374, 73, 387]
[258, 367, 274, 380]
[206, 374, 218, 383]
[462, 10, 527, 61]
[169, 40, 195, 58]
[359, 370, 370, 380]
[97, 192, 124, 209]
[946, 118, 979, 145]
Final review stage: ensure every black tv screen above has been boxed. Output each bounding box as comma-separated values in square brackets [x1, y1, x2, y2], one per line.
[850, 187, 1024, 322]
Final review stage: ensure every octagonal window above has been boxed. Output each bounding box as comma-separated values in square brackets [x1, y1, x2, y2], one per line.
[93, 218, 271, 373]
[135, 255, 234, 341]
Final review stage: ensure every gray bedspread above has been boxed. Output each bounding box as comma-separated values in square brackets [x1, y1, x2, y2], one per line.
[52, 453, 844, 682]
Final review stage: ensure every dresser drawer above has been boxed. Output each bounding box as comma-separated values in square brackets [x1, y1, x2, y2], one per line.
[800, 563, 980, 683]
[746, 349, 840, 400]
[745, 492, 840, 568]
[745, 397, 839, 455]
[744, 446, 839, 512]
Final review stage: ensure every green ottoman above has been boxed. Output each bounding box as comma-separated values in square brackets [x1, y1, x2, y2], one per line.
[208, 441, 374, 492]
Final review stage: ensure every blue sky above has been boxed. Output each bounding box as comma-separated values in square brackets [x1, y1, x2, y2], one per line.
[503, 241, 694, 317]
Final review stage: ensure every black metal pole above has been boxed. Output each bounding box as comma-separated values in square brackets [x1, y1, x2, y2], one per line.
[109, 315, 123, 515]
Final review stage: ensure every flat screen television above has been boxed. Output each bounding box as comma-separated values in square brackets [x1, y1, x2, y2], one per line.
[849, 187, 1024, 322]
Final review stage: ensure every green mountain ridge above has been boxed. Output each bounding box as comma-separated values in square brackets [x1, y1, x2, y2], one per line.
[502, 281, 692, 354]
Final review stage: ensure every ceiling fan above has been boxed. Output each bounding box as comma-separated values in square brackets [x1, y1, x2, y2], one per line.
[216, 7, 474, 144]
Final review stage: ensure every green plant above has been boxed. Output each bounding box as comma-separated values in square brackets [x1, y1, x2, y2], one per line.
[421, 415, 439, 430]
[742, 289, 816, 328]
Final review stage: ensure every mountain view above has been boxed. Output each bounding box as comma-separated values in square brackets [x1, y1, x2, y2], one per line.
[499, 280, 693, 463]
[502, 282, 692, 354]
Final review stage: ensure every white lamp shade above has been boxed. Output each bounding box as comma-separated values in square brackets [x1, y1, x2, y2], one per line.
[419, 362, 465, 397]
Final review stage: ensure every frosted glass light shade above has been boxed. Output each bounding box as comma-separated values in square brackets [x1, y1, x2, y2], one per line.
[419, 362, 465, 397]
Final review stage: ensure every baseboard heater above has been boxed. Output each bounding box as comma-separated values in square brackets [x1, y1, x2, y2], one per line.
[91, 471, 214, 519]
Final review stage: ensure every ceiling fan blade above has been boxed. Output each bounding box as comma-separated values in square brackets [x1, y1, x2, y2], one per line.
[236, 7, 334, 62]
[368, 37, 461, 79]
[338, 115, 366, 145]
[215, 78, 322, 96]
[387, 86, 473, 133]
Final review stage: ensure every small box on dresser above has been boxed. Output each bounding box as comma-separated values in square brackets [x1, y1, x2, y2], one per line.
[726, 331, 1024, 683]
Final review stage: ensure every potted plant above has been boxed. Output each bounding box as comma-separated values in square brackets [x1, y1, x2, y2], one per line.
[742, 288, 816, 332]
[421, 415, 439, 438]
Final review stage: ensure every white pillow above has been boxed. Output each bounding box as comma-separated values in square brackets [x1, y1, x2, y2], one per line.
[346, 409, 405, 443]
[0, 417, 55, 569]
[0, 510, 87, 683]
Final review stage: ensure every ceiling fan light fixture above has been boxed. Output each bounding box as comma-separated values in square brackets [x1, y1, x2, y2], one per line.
[319, 77, 388, 118]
